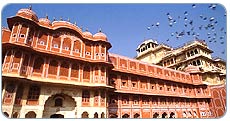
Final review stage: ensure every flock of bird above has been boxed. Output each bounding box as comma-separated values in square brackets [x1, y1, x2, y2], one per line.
[146, 4, 226, 54]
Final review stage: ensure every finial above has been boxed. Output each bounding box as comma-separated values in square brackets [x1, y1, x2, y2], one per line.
[53, 17, 56, 21]
[74, 21, 77, 25]
[60, 16, 63, 21]
[67, 18, 70, 22]
[85, 28, 89, 31]
[98, 28, 102, 32]
[80, 26, 83, 30]
[45, 13, 48, 19]
[29, 5, 32, 10]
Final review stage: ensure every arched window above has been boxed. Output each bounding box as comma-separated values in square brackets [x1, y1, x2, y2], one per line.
[122, 114, 129, 118]
[26, 27, 34, 45]
[190, 51, 194, 56]
[13, 51, 22, 64]
[94, 112, 98, 118]
[101, 67, 106, 82]
[85, 43, 91, 56]
[12, 23, 19, 34]
[3, 112, 9, 117]
[193, 61, 197, 66]
[101, 112, 105, 118]
[71, 63, 79, 78]
[52, 34, 61, 49]
[81, 111, 89, 118]
[25, 111, 36, 118]
[197, 60, 201, 65]
[182, 111, 187, 118]
[48, 60, 58, 75]
[55, 98, 63, 107]
[94, 66, 99, 82]
[19, 24, 28, 40]
[12, 112, 19, 118]
[62, 38, 71, 51]
[3, 83, 15, 104]
[82, 90, 90, 103]
[134, 113, 140, 118]
[162, 112, 168, 118]
[94, 91, 99, 105]
[122, 95, 129, 104]
[187, 52, 190, 57]
[133, 95, 139, 104]
[83, 65, 90, 80]
[73, 40, 81, 53]
[38, 32, 48, 46]
[194, 49, 198, 54]
[101, 45, 105, 57]
[59, 61, 69, 77]
[27, 85, 40, 101]
[95, 44, 100, 57]
[33, 57, 44, 73]
[153, 112, 159, 118]
[169, 112, 175, 118]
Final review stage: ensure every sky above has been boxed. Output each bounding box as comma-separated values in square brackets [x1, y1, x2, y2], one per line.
[1, 3, 227, 60]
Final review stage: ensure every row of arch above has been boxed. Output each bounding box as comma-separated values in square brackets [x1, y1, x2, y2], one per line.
[109, 112, 176, 118]
[3, 111, 106, 118]
[4, 111, 36, 118]
[82, 112, 105, 118]
[3, 50, 107, 81]
[11, 23, 108, 58]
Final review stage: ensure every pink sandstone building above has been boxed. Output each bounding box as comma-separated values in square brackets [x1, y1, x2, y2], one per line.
[1, 7, 226, 118]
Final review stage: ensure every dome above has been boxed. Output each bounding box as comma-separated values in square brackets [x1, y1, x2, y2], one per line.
[83, 31, 93, 39]
[184, 65, 201, 73]
[39, 17, 51, 26]
[93, 31, 107, 41]
[16, 7, 38, 22]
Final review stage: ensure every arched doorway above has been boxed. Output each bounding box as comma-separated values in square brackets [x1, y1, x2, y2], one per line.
[109, 114, 118, 118]
[169, 112, 175, 118]
[12, 112, 19, 118]
[25, 111, 36, 118]
[101, 112, 105, 118]
[122, 113, 129, 118]
[50, 114, 64, 118]
[3, 112, 9, 117]
[153, 112, 159, 118]
[94, 112, 98, 118]
[162, 112, 167, 118]
[42, 93, 76, 118]
[134, 113, 140, 118]
[82, 111, 89, 118]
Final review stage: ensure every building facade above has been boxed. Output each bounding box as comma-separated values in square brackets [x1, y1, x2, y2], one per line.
[1, 7, 225, 118]
[135, 39, 226, 85]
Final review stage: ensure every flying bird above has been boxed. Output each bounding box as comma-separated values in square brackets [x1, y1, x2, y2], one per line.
[184, 17, 188, 21]
[209, 17, 215, 22]
[147, 27, 151, 30]
[156, 22, 160, 27]
[203, 17, 207, 21]
[184, 11, 188, 16]
[209, 4, 217, 10]
[192, 4, 196, 8]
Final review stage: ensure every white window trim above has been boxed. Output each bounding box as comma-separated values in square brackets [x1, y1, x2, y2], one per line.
[12, 34, 17, 38]
[39, 40, 45, 45]
[86, 52, 91, 55]
[20, 34, 25, 38]
[75, 49, 79, 53]
[64, 46, 69, 50]
[54, 44, 59, 48]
